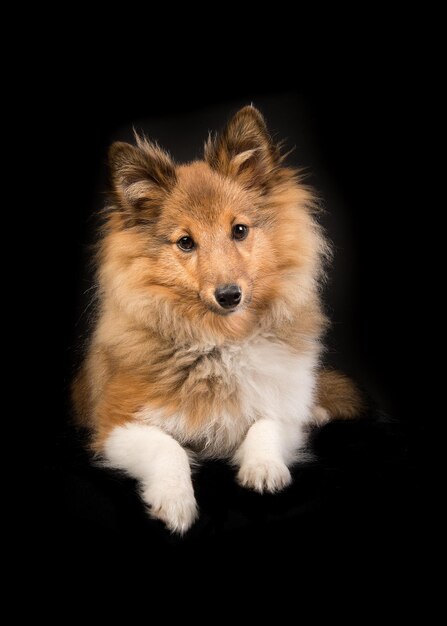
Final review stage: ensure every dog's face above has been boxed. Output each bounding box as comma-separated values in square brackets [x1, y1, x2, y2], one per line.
[104, 107, 321, 338]
[153, 162, 267, 316]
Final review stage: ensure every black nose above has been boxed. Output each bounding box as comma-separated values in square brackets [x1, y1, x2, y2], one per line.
[214, 284, 242, 309]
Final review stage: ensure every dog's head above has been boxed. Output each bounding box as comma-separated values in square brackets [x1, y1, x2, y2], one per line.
[101, 106, 325, 340]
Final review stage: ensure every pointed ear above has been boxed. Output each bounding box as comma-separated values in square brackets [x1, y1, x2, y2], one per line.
[108, 135, 176, 220]
[204, 106, 281, 189]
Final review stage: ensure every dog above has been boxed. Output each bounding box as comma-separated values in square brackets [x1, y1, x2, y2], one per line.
[72, 105, 362, 533]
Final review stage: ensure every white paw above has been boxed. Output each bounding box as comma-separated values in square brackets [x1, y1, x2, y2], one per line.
[237, 459, 292, 493]
[142, 485, 198, 535]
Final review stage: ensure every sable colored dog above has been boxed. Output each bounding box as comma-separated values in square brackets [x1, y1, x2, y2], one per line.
[73, 106, 362, 533]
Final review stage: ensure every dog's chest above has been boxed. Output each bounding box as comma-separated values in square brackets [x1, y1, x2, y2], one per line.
[146, 335, 316, 457]
[205, 336, 314, 417]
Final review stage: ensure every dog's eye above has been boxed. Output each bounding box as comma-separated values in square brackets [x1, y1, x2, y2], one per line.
[177, 236, 195, 252]
[232, 224, 249, 241]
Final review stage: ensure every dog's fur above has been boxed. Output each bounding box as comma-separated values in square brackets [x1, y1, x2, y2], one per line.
[72, 106, 362, 533]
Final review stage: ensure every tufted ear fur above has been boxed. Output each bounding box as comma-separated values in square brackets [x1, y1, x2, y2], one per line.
[108, 134, 176, 223]
[204, 105, 282, 190]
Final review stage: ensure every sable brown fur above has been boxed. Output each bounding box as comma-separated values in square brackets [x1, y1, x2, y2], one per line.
[316, 369, 364, 419]
[73, 106, 361, 458]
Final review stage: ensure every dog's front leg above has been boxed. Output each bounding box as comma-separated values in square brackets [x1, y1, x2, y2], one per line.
[234, 419, 305, 493]
[103, 423, 198, 534]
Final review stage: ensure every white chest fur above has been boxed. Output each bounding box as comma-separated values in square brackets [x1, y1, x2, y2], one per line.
[139, 334, 318, 459]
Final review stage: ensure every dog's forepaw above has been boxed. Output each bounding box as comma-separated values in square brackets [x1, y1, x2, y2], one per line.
[237, 459, 292, 493]
[143, 485, 198, 535]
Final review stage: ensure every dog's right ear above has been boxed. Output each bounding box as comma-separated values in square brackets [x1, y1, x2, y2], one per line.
[108, 136, 176, 218]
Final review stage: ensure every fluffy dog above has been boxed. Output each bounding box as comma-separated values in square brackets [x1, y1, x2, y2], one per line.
[73, 106, 361, 533]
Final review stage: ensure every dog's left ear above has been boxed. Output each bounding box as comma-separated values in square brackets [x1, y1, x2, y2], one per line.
[204, 105, 281, 190]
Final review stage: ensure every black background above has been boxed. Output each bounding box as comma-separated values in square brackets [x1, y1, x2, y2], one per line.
[42, 89, 424, 565]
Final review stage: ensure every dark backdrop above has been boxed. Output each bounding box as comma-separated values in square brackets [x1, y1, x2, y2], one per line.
[42, 90, 424, 564]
